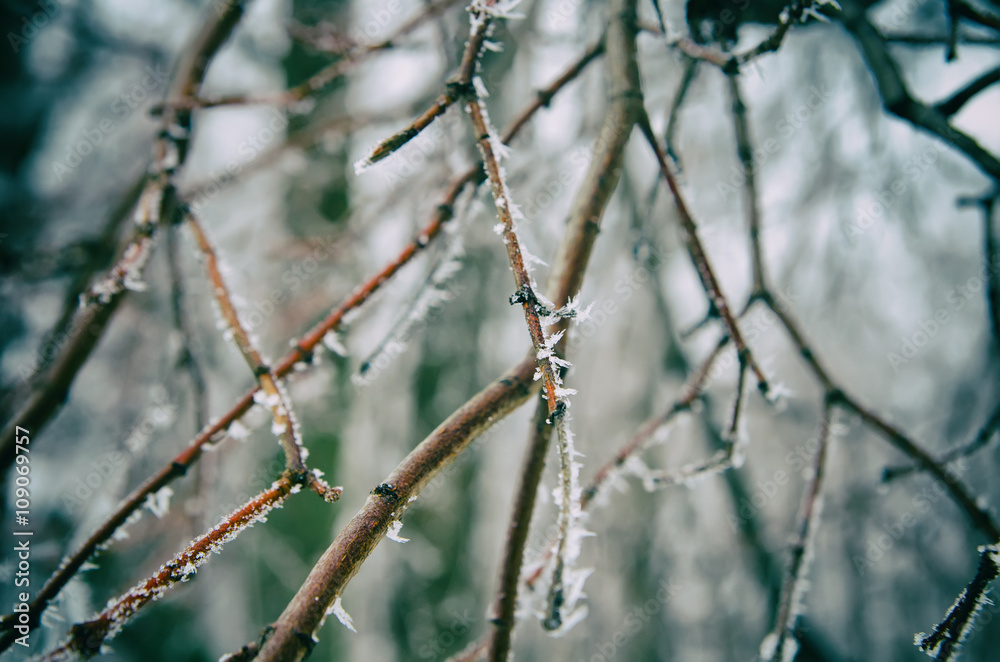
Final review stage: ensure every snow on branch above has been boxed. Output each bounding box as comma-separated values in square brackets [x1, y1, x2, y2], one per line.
[916, 544, 1000, 661]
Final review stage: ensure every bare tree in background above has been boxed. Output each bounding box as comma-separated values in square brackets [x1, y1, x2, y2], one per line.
[1, 0, 1000, 660]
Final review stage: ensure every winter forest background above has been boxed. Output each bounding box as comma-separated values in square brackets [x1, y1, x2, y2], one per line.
[2, 0, 1000, 660]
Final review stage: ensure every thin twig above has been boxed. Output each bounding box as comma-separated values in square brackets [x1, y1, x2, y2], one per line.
[916, 543, 1000, 661]
[185, 212, 337, 499]
[884, 395, 1000, 482]
[637, 110, 772, 397]
[174, 0, 464, 110]
[727, 71, 766, 296]
[486, 0, 641, 652]
[664, 56, 699, 170]
[0, 0, 251, 480]
[38, 474, 299, 659]
[765, 399, 835, 662]
[0, 33, 605, 640]
[934, 65, 1000, 117]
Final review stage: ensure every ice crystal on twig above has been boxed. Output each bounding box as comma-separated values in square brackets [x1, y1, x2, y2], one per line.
[328, 595, 357, 633]
[916, 544, 1000, 660]
[386, 520, 409, 543]
[144, 487, 174, 519]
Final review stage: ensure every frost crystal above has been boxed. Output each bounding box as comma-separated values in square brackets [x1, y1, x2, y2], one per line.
[766, 382, 794, 411]
[328, 596, 357, 633]
[353, 157, 374, 176]
[145, 487, 174, 519]
[360, 233, 464, 379]
[473, 75, 490, 99]
[386, 520, 409, 543]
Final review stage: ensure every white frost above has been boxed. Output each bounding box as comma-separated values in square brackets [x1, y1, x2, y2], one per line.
[145, 487, 174, 519]
[328, 596, 357, 633]
[386, 520, 409, 543]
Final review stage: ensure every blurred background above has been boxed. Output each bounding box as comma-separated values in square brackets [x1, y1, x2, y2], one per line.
[1, 0, 1000, 660]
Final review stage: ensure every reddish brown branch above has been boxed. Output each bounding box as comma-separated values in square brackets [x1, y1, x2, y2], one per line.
[638, 111, 772, 397]
[766, 399, 835, 661]
[39, 474, 298, 660]
[485, 0, 640, 654]
[0, 0, 250, 481]
[253, 358, 539, 661]
[186, 212, 338, 499]
[0, 35, 604, 643]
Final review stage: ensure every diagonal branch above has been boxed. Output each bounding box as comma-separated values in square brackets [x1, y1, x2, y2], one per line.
[39, 473, 299, 660]
[0, 0, 252, 480]
[935, 65, 1000, 117]
[837, 0, 1000, 183]
[185, 211, 337, 499]
[0, 33, 605, 642]
[486, 0, 641, 654]
[638, 110, 772, 397]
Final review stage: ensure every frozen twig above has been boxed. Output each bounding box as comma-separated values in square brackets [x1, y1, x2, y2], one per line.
[638, 109, 772, 397]
[185, 211, 336, 499]
[883, 401, 1000, 482]
[36, 475, 298, 659]
[915, 543, 1000, 661]
[762, 399, 836, 662]
[354, 91, 461, 174]
[0, 31, 604, 641]
[0, 0, 250, 481]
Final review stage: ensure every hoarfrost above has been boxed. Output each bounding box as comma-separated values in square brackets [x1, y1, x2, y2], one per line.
[386, 520, 409, 543]
[353, 157, 374, 176]
[328, 596, 357, 633]
[226, 421, 250, 441]
[472, 75, 490, 99]
[145, 487, 174, 519]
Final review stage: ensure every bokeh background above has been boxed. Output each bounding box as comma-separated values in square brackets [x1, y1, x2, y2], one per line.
[2, 0, 1000, 660]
